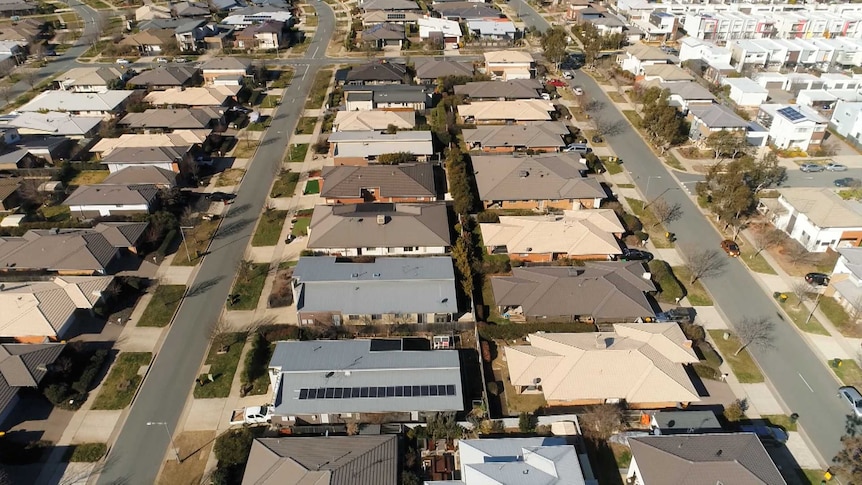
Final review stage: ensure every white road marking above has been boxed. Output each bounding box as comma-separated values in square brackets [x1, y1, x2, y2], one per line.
[799, 373, 814, 392]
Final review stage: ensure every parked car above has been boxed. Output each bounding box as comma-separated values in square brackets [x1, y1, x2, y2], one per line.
[174, 57, 188, 63]
[655, 307, 693, 324]
[573, 87, 584, 96]
[800, 163, 825, 173]
[155, 57, 168, 63]
[805, 272, 830, 286]
[838, 386, 862, 418]
[620, 248, 653, 262]
[206, 191, 236, 202]
[563, 71, 574, 80]
[230, 405, 273, 425]
[720, 239, 740, 257]
[115, 59, 130, 65]
[739, 425, 788, 445]
[547, 79, 566, 88]
[563, 142, 590, 154]
[834, 177, 861, 188]
[826, 162, 848, 172]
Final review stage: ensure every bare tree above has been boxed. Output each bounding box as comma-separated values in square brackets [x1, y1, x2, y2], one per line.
[593, 116, 625, 137]
[18, 178, 46, 209]
[582, 98, 603, 114]
[791, 281, 813, 309]
[786, 242, 817, 266]
[734, 316, 775, 356]
[651, 198, 683, 228]
[753, 226, 785, 258]
[580, 404, 624, 440]
[684, 248, 727, 284]
[22, 69, 39, 89]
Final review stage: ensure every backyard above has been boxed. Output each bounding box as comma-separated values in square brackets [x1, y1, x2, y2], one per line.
[91, 352, 153, 410]
[194, 332, 247, 399]
[137, 285, 186, 328]
[251, 210, 288, 246]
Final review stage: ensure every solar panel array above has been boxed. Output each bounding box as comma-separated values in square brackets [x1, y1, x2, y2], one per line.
[777, 106, 805, 122]
[298, 384, 456, 400]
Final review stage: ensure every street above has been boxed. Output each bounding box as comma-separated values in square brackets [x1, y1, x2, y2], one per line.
[508, 0, 551, 33]
[94, 3, 337, 484]
[572, 69, 848, 464]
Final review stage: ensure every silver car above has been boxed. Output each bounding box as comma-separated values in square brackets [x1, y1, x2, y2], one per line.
[800, 163, 825, 173]
[826, 162, 848, 171]
[839, 386, 862, 417]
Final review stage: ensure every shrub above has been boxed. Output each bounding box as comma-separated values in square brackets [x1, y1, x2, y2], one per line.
[693, 363, 721, 380]
[518, 412, 536, 433]
[723, 399, 747, 422]
[476, 211, 500, 223]
[241, 332, 270, 386]
[681, 322, 705, 342]
[44, 383, 71, 406]
[486, 381, 499, 396]
[648, 260, 684, 301]
[697, 340, 723, 368]
[620, 213, 642, 233]
[377, 152, 416, 165]
[214, 427, 255, 467]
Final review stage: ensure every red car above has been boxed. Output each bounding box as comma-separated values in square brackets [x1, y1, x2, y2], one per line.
[547, 79, 566, 87]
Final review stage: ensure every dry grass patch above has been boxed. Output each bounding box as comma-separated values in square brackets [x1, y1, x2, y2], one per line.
[215, 169, 245, 187]
[233, 141, 259, 159]
[156, 431, 216, 485]
[70, 170, 109, 186]
[708, 330, 764, 383]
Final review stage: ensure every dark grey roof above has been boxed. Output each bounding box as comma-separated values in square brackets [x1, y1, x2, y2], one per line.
[307, 202, 450, 249]
[102, 166, 178, 187]
[321, 164, 435, 200]
[660, 81, 717, 102]
[119, 107, 222, 130]
[362, 22, 406, 41]
[344, 84, 429, 103]
[346, 62, 408, 83]
[63, 184, 159, 208]
[199, 57, 251, 71]
[174, 1, 209, 17]
[433, 1, 501, 20]
[102, 146, 189, 164]
[138, 18, 187, 31]
[414, 59, 475, 80]
[0, 343, 65, 417]
[629, 434, 787, 485]
[127, 66, 198, 87]
[464, 122, 569, 149]
[0, 226, 132, 273]
[242, 435, 398, 485]
[471, 153, 606, 202]
[94, 222, 149, 247]
[455, 79, 542, 100]
[360, 0, 419, 10]
[491, 262, 657, 320]
[652, 410, 723, 434]
[689, 103, 749, 128]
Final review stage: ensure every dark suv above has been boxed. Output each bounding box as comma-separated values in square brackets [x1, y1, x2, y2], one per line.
[656, 308, 693, 324]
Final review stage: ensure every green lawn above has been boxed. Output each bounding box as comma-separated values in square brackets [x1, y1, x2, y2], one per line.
[625, 197, 674, 248]
[781, 294, 829, 335]
[832, 358, 862, 387]
[737, 241, 777, 275]
[228, 263, 269, 311]
[233, 140, 259, 159]
[616, 183, 634, 188]
[296, 116, 317, 135]
[482, 278, 506, 325]
[70, 170, 109, 186]
[252, 210, 288, 247]
[287, 143, 309, 163]
[194, 332, 247, 399]
[291, 217, 311, 237]
[137, 285, 186, 327]
[622, 110, 642, 128]
[260, 95, 281, 108]
[40, 205, 71, 222]
[708, 330, 765, 383]
[270, 170, 299, 198]
[602, 156, 623, 175]
[798, 469, 829, 485]
[67, 443, 107, 462]
[305, 69, 333, 109]
[304, 179, 320, 195]
[91, 352, 152, 410]
[607, 91, 625, 103]
[671, 265, 714, 306]
[761, 414, 798, 432]
[818, 297, 862, 338]
[270, 69, 293, 89]
[172, 220, 220, 266]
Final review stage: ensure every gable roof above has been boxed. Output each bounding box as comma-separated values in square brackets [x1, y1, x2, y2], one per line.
[102, 166, 179, 187]
[242, 435, 398, 485]
[308, 202, 450, 249]
[459, 99, 553, 121]
[463, 122, 568, 149]
[458, 437, 586, 485]
[642, 64, 694, 82]
[660, 82, 716, 102]
[480, 210, 623, 257]
[0, 343, 65, 415]
[199, 57, 251, 71]
[93, 222, 149, 247]
[92, 131, 206, 156]
[333, 110, 415, 131]
[455, 79, 542, 99]
[344, 84, 429, 104]
[18, 91, 133, 113]
[101, 145, 189, 164]
[347, 62, 408, 83]
[8, 112, 102, 136]
[362, 22, 406, 41]
[414, 59, 474, 80]
[127, 66, 198, 87]
[625, 43, 672, 61]
[119, 107, 222, 130]
[144, 85, 238, 106]
[0, 229, 122, 273]
[434, 1, 501, 19]
[722, 77, 769, 94]
[651, 410, 722, 433]
[490, 262, 657, 319]
[63, 184, 159, 208]
[329, 130, 434, 158]
[471, 154, 606, 201]
[120, 28, 175, 47]
[777, 187, 862, 228]
[484, 50, 533, 64]
[56, 67, 124, 87]
[505, 324, 699, 404]
[689, 104, 749, 129]
[360, 0, 419, 11]
[628, 434, 786, 484]
[321, 163, 435, 199]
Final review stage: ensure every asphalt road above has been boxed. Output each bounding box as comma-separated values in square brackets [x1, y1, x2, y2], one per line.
[508, 0, 551, 33]
[573, 69, 848, 465]
[95, 3, 337, 484]
[676, 167, 862, 190]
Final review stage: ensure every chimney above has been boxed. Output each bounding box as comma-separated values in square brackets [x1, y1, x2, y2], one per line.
[376, 214, 387, 225]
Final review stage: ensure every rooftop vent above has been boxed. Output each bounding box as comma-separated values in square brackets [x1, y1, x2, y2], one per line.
[351, 273, 360, 278]
[373, 273, 381, 278]
[518, 170, 529, 178]
[377, 214, 387, 225]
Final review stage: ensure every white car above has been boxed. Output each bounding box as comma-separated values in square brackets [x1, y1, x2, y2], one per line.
[573, 87, 584, 96]
[155, 57, 168, 63]
[115, 59, 130, 65]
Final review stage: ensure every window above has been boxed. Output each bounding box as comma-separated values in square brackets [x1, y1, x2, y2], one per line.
[403, 247, 416, 252]
[371, 314, 383, 321]
[347, 315, 360, 320]
[301, 319, 314, 325]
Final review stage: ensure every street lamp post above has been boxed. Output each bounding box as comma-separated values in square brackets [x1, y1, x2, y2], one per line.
[147, 421, 181, 463]
[806, 288, 824, 324]
[179, 226, 194, 263]
[644, 187, 681, 210]
[645, 175, 661, 201]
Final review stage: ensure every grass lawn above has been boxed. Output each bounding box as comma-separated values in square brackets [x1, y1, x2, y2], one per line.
[501, 361, 547, 413]
[818, 297, 862, 338]
[616, 183, 635, 189]
[279, 260, 298, 270]
[270, 69, 293, 89]
[664, 152, 685, 171]
[247, 118, 272, 131]
[172, 220, 220, 267]
[781, 294, 829, 335]
[798, 470, 829, 485]
[260, 95, 281, 108]
[602, 156, 623, 175]
[67, 443, 107, 462]
[761, 414, 798, 432]
[252, 210, 288, 247]
[70, 170, 109, 186]
[287, 143, 309, 163]
[91, 352, 152, 410]
[233, 140, 259, 159]
[608, 91, 626, 103]
[304, 179, 320, 195]
[610, 442, 632, 468]
[482, 279, 506, 325]
[622, 110, 642, 128]
[156, 431, 215, 485]
[194, 332, 247, 399]
[137, 285, 186, 327]
[584, 129, 606, 146]
[40, 205, 71, 222]
[625, 198, 674, 249]
[228, 263, 269, 311]
[303, 12, 319, 27]
[832, 358, 862, 387]
[270, 170, 299, 198]
[708, 330, 765, 383]
[296, 116, 317, 135]
[291, 217, 311, 236]
[305, 69, 333, 109]
[215, 168, 245, 187]
[669, 265, 714, 306]
[737, 240, 777, 275]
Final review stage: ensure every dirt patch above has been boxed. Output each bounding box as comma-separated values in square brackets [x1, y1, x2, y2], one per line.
[157, 431, 216, 485]
[268, 267, 294, 308]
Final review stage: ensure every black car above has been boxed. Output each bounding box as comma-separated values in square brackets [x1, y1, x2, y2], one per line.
[206, 191, 236, 202]
[620, 248, 653, 262]
[655, 307, 693, 324]
[834, 177, 861, 188]
[805, 272, 830, 286]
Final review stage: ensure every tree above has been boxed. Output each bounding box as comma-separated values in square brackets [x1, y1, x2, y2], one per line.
[650, 198, 683, 228]
[214, 427, 255, 466]
[705, 129, 748, 161]
[640, 88, 688, 152]
[752, 226, 785, 258]
[791, 281, 812, 309]
[593, 116, 625, 137]
[518, 412, 536, 433]
[734, 316, 775, 356]
[18, 178, 46, 210]
[684, 248, 727, 284]
[833, 416, 862, 483]
[541, 27, 568, 70]
[377, 152, 416, 165]
[580, 404, 624, 440]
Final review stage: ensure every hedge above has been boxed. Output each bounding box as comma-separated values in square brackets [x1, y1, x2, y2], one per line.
[648, 260, 684, 302]
[478, 321, 595, 341]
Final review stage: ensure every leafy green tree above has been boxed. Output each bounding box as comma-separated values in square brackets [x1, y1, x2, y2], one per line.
[377, 152, 416, 165]
[705, 129, 747, 160]
[214, 428, 255, 467]
[541, 27, 568, 70]
[640, 88, 688, 152]
[518, 412, 536, 433]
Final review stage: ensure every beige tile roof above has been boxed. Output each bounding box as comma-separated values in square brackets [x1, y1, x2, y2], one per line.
[333, 110, 415, 131]
[0, 225, 132, 274]
[92, 131, 208, 156]
[624, 43, 673, 61]
[480, 209, 623, 257]
[778, 187, 862, 228]
[57, 67, 124, 86]
[307, 202, 450, 249]
[472, 154, 606, 202]
[144, 86, 239, 106]
[458, 99, 554, 121]
[505, 324, 699, 405]
[484, 50, 534, 64]
[642, 64, 694, 81]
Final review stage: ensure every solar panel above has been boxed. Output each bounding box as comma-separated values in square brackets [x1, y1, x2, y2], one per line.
[298, 385, 458, 400]
[334, 388, 343, 399]
[360, 387, 369, 397]
[299, 388, 309, 400]
[369, 387, 378, 397]
[777, 106, 805, 122]
[421, 386, 430, 396]
[446, 385, 456, 396]
[430, 386, 439, 396]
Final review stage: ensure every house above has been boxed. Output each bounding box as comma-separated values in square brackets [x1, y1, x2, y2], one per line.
[480, 210, 623, 262]
[291, 257, 459, 325]
[362, 10, 420, 27]
[306, 202, 450, 256]
[119, 107, 225, 132]
[144, 86, 239, 107]
[491, 263, 658, 323]
[343, 84, 430, 111]
[17, 91, 133, 118]
[507, 325, 698, 407]
[650, 410, 723, 436]
[7, 112, 102, 139]
[0, 276, 113, 341]
[329, 131, 434, 165]
[641, 65, 694, 84]
[242, 435, 397, 485]
[659, 82, 716, 113]
[618, 44, 672, 77]
[91, 131, 205, 158]
[0, 52, 14, 77]
[458, 100, 555, 124]
[332, 110, 415, 132]
[320, 164, 436, 203]
[64, 184, 159, 218]
[360, 0, 420, 12]
[174, 1, 210, 18]
[0, 148, 39, 170]
[102, 166, 178, 188]
[627, 434, 786, 485]
[467, 20, 517, 40]
[451, 438, 590, 485]
[0, 178, 19, 211]
[463, 122, 569, 153]
[361, 22, 405, 49]
[484, 50, 534, 80]
[346, 61, 409, 85]
[758, 187, 862, 252]
[455, 79, 542, 100]
[127, 66, 200, 89]
[135, 4, 171, 21]
[418, 16, 462, 46]
[0, 17, 41, 43]
[222, 5, 292, 27]
[55, 67, 125, 93]
[100, 145, 189, 173]
[120, 29, 176, 54]
[721, 77, 769, 107]
[15, 136, 72, 165]
[828, 247, 862, 318]
[472, 154, 606, 210]
[688, 104, 749, 143]
[830, 100, 862, 145]
[414, 59, 474, 84]
[757, 104, 827, 152]
[200, 57, 252, 84]
[434, 2, 501, 21]
[0, 343, 65, 423]
[235, 20, 285, 49]
[268, 338, 463, 423]
[679, 37, 733, 66]
[0, 0, 36, 17]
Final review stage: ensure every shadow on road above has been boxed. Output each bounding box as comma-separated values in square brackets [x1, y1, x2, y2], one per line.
[186, 277, 225, 299]
[214, 218, 254, 240]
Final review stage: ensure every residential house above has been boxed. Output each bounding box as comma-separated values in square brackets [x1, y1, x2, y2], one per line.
[223, 5, 292, 27]
[320, 164, 436, 203]
[343, 84, 429, 111]
[721, 77, 769, 107]
[135, 4, 171, 21]
[64, 184, 159, 218]
[458, 100, 555, 124]
[0, 178, 18, 211]
[0, 148, 39, 170]
[144, 85, 239, 107]
[268, 338, 463, 423]
[0, 17, 40, 43]
[830, 100, 862, 146]
[617, 44, 673, 77]
[463, 122, 569, 153]
[630, 11, 677, 42]
[480, 210, 623, 262]
[757, 104, 827, 152]
[91, 131, 205, 158]
[242, 436, 397, 485]
[6, 112, 102, 139]
[0, 343, 65, 423]
[174, 19, 216, 51]
[332, 110, 415, 132]
[361, 22, 405, 49]
[359, 0, 421, 12]
[119, 107, 225, 132]
[491, 263, 658, 323]
[329, 131, 434, 165]
[450, 438, 590, 485]
[688, 104, 750, 143]
[649, 410, 723, 436]
[418, 17, 462, 47]
[484, 50, 534, 80]
[0, 0, 36, 17]
[0, 40, 24, 64]
[362, 10, 420, 27]
[472, 154, 606, 210]
[414, 59, 474, 84]
[0, 52, 15, 78]
[173, 1, 210, 18]
[102, 166, 178, 189]
[679, 37, 733, 66]
[307, 202, 450, 256]
[200, 57, 252, 84]
[627, 434, 786, 485]
[467, 20, 517, 40]
[120, 29, 177, 54]
[580, 12, 628, 37]
[16, 136, 72, 165]
[0, 277, 113, 341]
[346, 61, 409, 85]
[17, 91, 133, 118]
[100, 145, 190, 173]
[434, 2, 501, 21]
[235, 20, 285, 50]
[758, 187, 862, 252]
[455, 79, 542, 100]
[55, 67, 125, 93]
[127, 66, 200, 89]
[641, 64, 694, 84]
[659, 82, 716, 113]
[829, 247, 862, 318]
